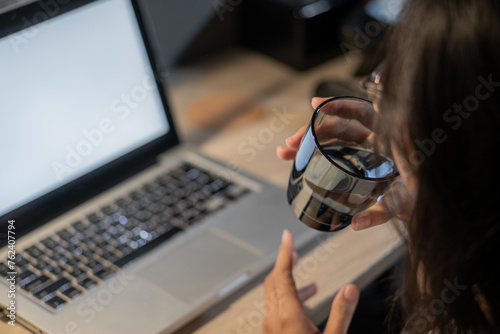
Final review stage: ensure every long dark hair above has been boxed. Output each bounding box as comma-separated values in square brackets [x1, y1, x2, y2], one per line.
[379, 0, 500, 332]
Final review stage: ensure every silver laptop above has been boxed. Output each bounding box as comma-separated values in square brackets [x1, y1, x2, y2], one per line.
[0, 0, 320, 333]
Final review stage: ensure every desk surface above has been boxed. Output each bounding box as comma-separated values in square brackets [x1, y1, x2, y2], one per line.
[1, 49, 404, 334]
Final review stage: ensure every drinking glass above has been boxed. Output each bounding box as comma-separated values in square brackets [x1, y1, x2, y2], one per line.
[287, 96, 398, 232]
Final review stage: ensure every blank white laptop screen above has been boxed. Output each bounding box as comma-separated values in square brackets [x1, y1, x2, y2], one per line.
[0, 0, 170, 216]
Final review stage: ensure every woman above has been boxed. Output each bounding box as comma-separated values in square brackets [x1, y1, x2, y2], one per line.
[264, 0, 500, 333]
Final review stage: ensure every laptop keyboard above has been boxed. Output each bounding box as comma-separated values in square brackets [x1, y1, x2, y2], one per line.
[0, 162, 250, 311]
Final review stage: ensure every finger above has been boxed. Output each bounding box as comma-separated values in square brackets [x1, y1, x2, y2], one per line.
[352, 179, 413, 231]
[292, 251, 308, 300]
[285, 125, 308, 149]
[275, 229, 294, 273]
[324, 284, 360, 334]
[352, 201, 391, 231]
[277, 125, 308, 160]
[312, 97, 331, 109]
[272, 230, 303, 308]
[264, 269, 278, 308]
[293, 251, 299, 267]
[378, 179, 414, 221]
[314, 116, 375, 148]
[297, 283, 317, 302]
[276, 146, 298, 160]
[316, 98, 376, 130]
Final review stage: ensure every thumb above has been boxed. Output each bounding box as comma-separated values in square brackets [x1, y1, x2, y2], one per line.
[323, 284, 360, 334]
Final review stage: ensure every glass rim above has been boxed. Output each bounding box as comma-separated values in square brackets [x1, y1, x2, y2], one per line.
[310, 96, 399, 182]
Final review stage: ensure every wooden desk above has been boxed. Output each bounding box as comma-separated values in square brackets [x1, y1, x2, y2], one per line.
[0, 49, 404, 334]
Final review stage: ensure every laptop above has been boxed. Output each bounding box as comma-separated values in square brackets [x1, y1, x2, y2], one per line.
[0, 0, 320, 333]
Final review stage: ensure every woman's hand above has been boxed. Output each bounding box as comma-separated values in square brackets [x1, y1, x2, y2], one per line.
[263, 230, 359, 334]
[277, 97, 413, 231]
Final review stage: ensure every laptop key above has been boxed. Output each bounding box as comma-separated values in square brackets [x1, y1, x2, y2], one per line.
[0, 262, 10, 277]
[200, 185, 214, 197]
[114, 198, 129, 209]
[137, 194, 154, 208]
[204, 196, 228, 212]
[185, 167, 202, 180]
[17, 270, 36, 286]
[24, 275, 52, 293]
[57, 229, 73, 242]
[71, 220, 88, 233]
[62, 286, 82, 300]
[33, 278, 71, 300]
[50, 251, 68, 264]
[14, 254, 31, 269]
[80, 277, 97, 290]
[45, 264, 67, 277]
[83, 259, 103, 272]
[129, 190, 144, 201]
[98, 251, 119, 264]
[79, 248, 97, 260]
[116, 243, 133, 256]
[101, 205, 116, 216]
[149, 202, 166, 214]
[41, 236, 58, 250]
[179, 209, 197, 223]
[113, 226, 182, 268]
[24, 245, 43, 259]
[173, 188, 187, 200]
[70, 270, 87, 281]
[134, 209, 153, 221]
[125, 204, 140, 217]
[86, 213, 101, 224]
[64, 257, 79, 267]
[33, 258, 51, 271]
[94, 268, 115, 280]
[45, 296, 67, 310]
[224, 184, 249, 199]
[209, 179, 227, 193]
[196, 172, 211, 186]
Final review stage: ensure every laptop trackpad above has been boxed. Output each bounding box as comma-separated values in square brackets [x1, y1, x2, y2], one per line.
[138, 229, 261, 303]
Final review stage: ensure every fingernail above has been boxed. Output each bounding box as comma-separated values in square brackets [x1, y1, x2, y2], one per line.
[282, 229, 290, 243]
[311, 97, 322, 106]
[343, 285, 359, 303]
[308, 283, 318, 294]
[354, 215, 371, 230]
